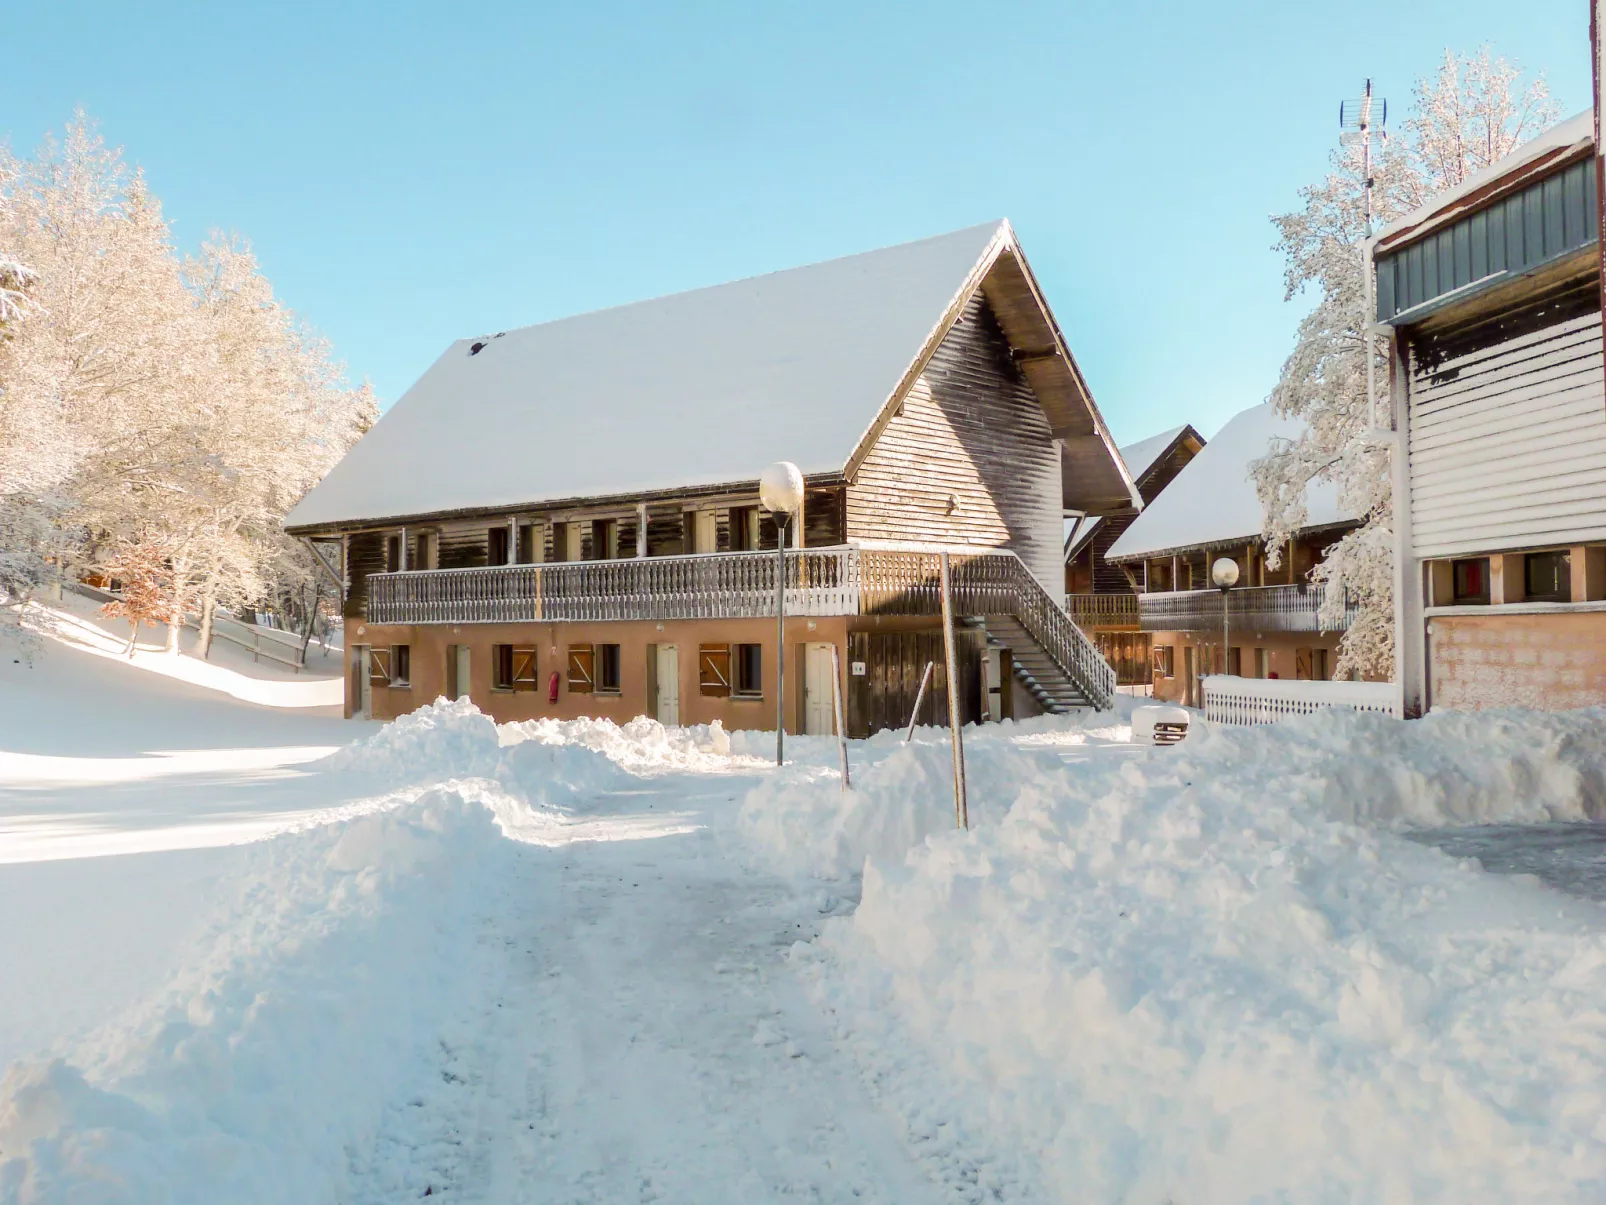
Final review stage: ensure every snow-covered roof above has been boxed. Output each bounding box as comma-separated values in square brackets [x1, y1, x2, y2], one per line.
[1105, 403, 1354, 561]
[1375, 110, 1594, 251]
[290, 221, 1127, 531]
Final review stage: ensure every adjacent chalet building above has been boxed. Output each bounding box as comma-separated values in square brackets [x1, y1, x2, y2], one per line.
[1375, 112, 1606, 714]
[285, 222, 1139, 735]
[1105, 404, 1358, 706]
[1063, 425, 1205, 688]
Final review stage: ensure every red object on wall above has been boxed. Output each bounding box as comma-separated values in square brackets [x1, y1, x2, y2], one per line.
[547, 670, 561, 704]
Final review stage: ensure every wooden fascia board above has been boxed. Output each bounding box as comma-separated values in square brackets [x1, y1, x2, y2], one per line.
[1132, 425, 1205, 493]
[1375, 142, 1595, 257]
[840, 225, 1014, 484]
[281, 472, 850, 537]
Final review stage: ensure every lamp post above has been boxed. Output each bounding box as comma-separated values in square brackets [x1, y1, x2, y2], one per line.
[760, 461, 805, 766]
[1211, 556, 1240, 677]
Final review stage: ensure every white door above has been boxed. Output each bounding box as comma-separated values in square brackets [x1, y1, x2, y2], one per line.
[454, 645, 471, 701]
[803, 643, 836, 735]
[354, 646, 372, 719]
[655, 644, 680, 726]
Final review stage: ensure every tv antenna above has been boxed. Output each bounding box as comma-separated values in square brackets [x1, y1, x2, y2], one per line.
[1341, 80, 1388, 432]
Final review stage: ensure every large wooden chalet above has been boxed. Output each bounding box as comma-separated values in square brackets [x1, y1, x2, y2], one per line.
[286, 222, 1139, 735]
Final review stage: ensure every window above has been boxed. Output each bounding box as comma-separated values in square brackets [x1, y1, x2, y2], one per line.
[385, 534, 402, 573]
[415, 531, 436, 570]
[730, 507, 760, 551]
[1148, 561, 1172, 592]
[516, 523, 538, 564]
[1152, 644, 1174, 680]
[596, 643, 621, 693]
[699, 644, 731, 697]
[1225, 646, 1241, 676]
[550, 522, 570, 562]
[734, 643, 762, 696]
[392, 644, 411, 687]
[567, 645, 595, 693]
[1452, 557, 1490, 604]
[488, 526, 511, 566]
[1524, 550, 1571, 602]
[491, 645, 536, 691]
[591, 518, 617, 561]
[1312, 648, 1329, 681]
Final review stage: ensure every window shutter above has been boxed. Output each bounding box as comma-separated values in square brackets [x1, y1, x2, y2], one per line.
[513, 647, 538, 691]
[698, 644, 731, 697]
[567, 645, 595, 693]
[369, 647, 392, 685]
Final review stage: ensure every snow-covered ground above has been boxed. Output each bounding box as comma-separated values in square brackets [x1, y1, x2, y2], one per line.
[4, 619, 1606, 1202]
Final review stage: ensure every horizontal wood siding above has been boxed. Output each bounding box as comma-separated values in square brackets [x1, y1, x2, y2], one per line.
[646, 505, 685, 556]
[343, 531, 386, 619]
[1409, 305, 1606, 558]
[847, 294, 1063, 593]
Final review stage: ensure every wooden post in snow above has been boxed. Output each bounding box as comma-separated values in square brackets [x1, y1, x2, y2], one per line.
[905, 660, 934, 742]
[938, 553, 968, 830]
[830, 643, 850, 789]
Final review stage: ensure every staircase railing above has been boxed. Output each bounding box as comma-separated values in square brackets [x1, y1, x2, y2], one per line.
[367, 544, 1116, 710]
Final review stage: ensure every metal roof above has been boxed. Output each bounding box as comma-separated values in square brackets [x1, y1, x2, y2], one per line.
[286, 222, 1135, 531]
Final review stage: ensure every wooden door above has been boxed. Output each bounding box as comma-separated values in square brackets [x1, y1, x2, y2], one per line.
[655, 644, 680, 726]
[353, 646, 372, 719]
[803, 643, 835, 735]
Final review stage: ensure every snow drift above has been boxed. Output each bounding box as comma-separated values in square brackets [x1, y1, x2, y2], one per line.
[749, 707, 1606, 1203]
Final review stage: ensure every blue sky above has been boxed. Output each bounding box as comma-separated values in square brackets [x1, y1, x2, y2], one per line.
[2, 1, 1593, 445]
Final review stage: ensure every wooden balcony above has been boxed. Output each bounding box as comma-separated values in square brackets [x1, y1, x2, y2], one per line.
[1136, 584, 1356, 634]
[365, 544, 1116, 708]
[1065, 592, 1139, 629]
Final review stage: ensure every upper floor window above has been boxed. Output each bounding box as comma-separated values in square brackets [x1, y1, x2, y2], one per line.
[385, 534, 402, 573]
[592, 518, 618, 561]
[516, 522, 539, 564]
[1525, 550, 1571, 602]
[488, 526, 511, 565]
[1452, 557, 1490, 605]
[730, 507, 761, 551]
[415, 531, 436, 570]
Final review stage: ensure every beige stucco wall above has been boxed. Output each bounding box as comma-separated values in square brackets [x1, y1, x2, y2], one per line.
[1428, 611, 1606, 710]
[1147, 631, 1346, 706]
[348, 616, 848, 731]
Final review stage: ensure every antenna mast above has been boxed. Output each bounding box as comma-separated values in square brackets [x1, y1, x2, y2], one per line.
[1341, 80, 1387, 432]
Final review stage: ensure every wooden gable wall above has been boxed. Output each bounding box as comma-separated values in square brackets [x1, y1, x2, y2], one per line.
[845, 293, 1063, 593]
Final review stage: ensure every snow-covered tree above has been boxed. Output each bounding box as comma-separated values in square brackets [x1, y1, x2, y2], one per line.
[0, 113, 376, 655]
[1254, 49, 1558, 679]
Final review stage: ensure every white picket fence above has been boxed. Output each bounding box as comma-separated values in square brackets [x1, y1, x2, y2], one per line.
[1201, 675, 1400, 726]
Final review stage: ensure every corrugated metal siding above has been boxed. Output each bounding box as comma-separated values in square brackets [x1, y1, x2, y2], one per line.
[1378, 158, 1597, 320]
[1408, 309, 1606, 558]
[846, 294, 1064, 594]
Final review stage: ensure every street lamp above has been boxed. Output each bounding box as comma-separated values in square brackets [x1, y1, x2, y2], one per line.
[1211, 556, 1240, 677]
[760, 460, 805, 765]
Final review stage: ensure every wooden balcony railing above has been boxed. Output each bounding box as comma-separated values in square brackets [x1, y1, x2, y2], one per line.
[1065, 593, 1140, 628]
[365, 545, 1116, 709]
[1136, 583, 1356, 634]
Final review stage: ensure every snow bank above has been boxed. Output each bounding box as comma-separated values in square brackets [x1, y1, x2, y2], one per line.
[757, 707, 1606, 1202]
[0, 785, 519, 1203]
[317, 695, 501, 782]
[1187, 706, 1606, 828]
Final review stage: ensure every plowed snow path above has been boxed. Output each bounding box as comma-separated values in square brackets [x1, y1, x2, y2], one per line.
[353, 780, 948, 1204]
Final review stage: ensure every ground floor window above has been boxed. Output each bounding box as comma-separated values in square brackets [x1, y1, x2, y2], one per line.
[1312, 647, 1330, 681]
[1525, 550, 1571, 602]
[1152, 644, 1174, 680]
[596, 643, 622, 694]
[734, 642, 762, 697]
[392, 644, 411, 687]
[1453, 557, 1490, 604]
[490, 645, 538, 691]
[699, 644, 731, 696]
